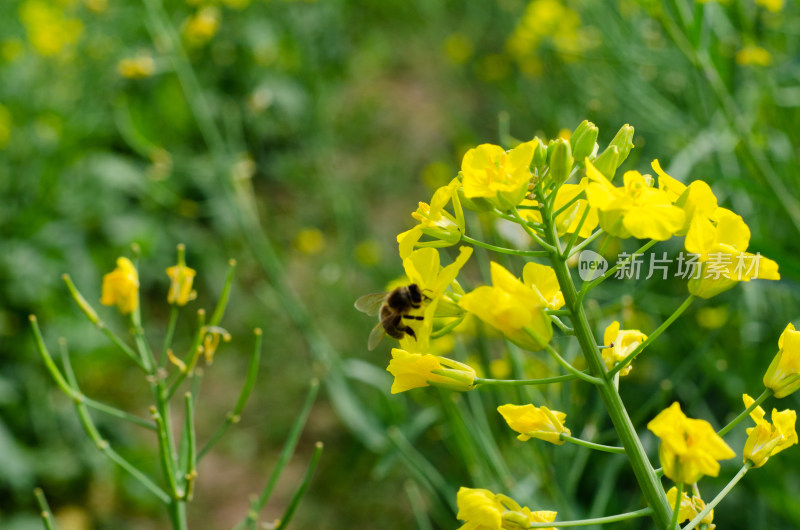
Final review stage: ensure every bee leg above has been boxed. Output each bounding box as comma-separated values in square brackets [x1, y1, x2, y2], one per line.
[401, 315, 424, 321]
[405, 327, 417, 340]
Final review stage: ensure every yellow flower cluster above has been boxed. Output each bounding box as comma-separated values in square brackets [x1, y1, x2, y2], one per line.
[666, 487, 715, 529]
[117, 55, 157, 79]
[456, 487, 557, 530]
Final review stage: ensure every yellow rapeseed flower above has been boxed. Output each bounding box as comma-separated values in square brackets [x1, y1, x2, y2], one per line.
[651, 159, 718, 236]
[397, 177, 464, 259]
[736, 45, 772, 67]
[666, 487, 715, 529]
[522, 262, 564, 310]
[459, 262, 553, 351]
[764, 323, 800, 398]
[385, 348, 475, 393]
[497, 403, 570, 444]
[166, 263, 197, 306]
[756, 0, 783, 11]
[685, 208, 779, 298]
[602, 321, 646, 376]
[183, 6, 220, 46]
[461, 140, 537, 211]
[100, 257, 139, 315]
[585, 160, 685, 240]
[742, 393, 798, 467]
[456, 487, 557, 530]
[647, 402, 735, 484]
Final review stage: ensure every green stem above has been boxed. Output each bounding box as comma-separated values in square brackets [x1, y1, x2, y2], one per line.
[510, 207, 558, 252]
[579, 239, 659, 301]
[541, 202, 672, 529]
[209, 259, 237, 326]
[474, 373, 582, 387]
[607, 294, 695, 377]
[669, 482, 683, 530]
[152, 408, 181, 499]
[560, 434, 626, 454]
[682, 462, 753, 530]
[717, 388, 772, 437]
[569, 228, 604, 257]
[526, 507, 653, 528]
[562, 205, 591, 258]
[542, 342, 603, 385]
[34, 488, 59, 530]
[183, 392, 197, 501]
[161, 306, 179, 369]
[461, 235, 550, 257]
[274, 442, 324, 530]
[431, 315, 466, 339]
[234, 379, 319, 530]
[198, 328, 262, 460]
[552, 190, 584, 219]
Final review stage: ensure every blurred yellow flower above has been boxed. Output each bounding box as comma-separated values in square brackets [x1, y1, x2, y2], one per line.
[456, 487, 557, 530]
[736, 45, 772, 67]
[585, 160, 685, 240]
[202, 326, 230, 364]
[461, 140, 536, 211]
[19, 0, 83, 56]
[602, 320, 646, 376]
[497, 403, 570, 444]
[443, 33, 474, 65]
[755, 0, 784, 11]
[117, 55, 156, 79]
[100, 257, 139, 315]
[386, 348, 475, 393]
[295, 227, 325, 255]
[506, 0, 585, 73]
[166, 254, 197, 306]
[398, 178, 464, 259]
[183, 7, 220, 46]
[84, 0, 108, 13]
[764, 323, 800, 398]
[685, 208, 779, 298]
[647, 402, 735, 484]
[666, 487, 715, 528]
[742, 393, 797, 467]
[459, 262, 552, 351]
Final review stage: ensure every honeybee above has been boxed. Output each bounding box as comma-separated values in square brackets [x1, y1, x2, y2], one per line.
[354, 284, 428, 350]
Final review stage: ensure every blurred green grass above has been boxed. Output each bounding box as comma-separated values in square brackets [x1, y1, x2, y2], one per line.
[1, 0, 799, 528]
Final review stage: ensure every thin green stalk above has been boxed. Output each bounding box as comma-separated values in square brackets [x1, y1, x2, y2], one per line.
[461, 235, 550, 257]
[183, 392, 197, 501]
[607, 295, 695, 377]
[34, 488, 59, 530]
[683, 462, 753, 530]
[161, 306, 179, 369]
[386, 426, 456, 509]
[527, 507, 653, 527]
[431, 315, 466, 339]
[151, 408, 181, 499]
[57, 338, 156, 431]
[541, 205, 672, 528]
[198, 328, 262, 460]
[510, 207, 558, 252]
[569, 228, 604, 257]
[669, 482, 683, 530]
[234, 379, 319, 530]
[542, 342, 603, 385]
[553, 190, 584, 219]
[209, 259, 237, 326]
[549, 315, 574, 335]
[717, 388, 772, 437]
[404, 480, 434, 530]
[562, 205, 591, 258]
[62, 275, 145, 370]
[167, 309, 206, 400]
[275, 442, 324, 530]
[474, 373, 582, 387]
[545, 309, 572, 317]
[560, 434, 626, 454]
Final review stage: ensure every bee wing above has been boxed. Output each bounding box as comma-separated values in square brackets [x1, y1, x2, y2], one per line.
[367, 321, 387, 351]
[354, 292, 387, 316]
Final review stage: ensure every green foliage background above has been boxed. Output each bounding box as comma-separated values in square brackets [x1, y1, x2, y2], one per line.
[1, 0, 799, 528]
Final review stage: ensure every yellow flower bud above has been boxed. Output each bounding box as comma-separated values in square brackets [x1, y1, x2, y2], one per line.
[455, 487, 557, 530]
[166, 263, 197, 306]
[602, 321, 646, 376]
[100, 257, 139, 315]
[764, 323, 800, 398]
[497, 403, 570, 444]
